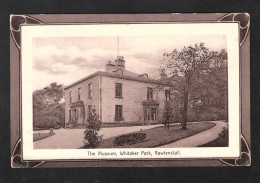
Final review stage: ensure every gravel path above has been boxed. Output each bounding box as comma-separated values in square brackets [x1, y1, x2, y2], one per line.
[33, 121, 227, 149]
[33, 124, 162, 149]
[158, 121, 227, 148]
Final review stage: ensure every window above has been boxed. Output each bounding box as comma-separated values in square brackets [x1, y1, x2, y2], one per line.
[88, 105, 92, 117]
[75, 109, 78, 121]
[151, 108, 157, 120]
[115, 105, 123, 121]
[165, 90, 170, 101]
[88, 83, 93, 98]
[69, 110, 71, 122]
[147, 87, 153, 100]
[78, 88, 81, 101]
[144, 107, 157, 121]
[115, 83, 122, 98]
[69, 91, 72, 103]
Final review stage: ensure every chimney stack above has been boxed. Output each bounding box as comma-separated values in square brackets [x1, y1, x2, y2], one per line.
[106, 61, 115, 72]
[115, 56, 125, 70]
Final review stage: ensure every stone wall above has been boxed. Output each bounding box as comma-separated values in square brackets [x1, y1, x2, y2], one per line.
[64, 75, 100, 125]
[101, 76, 166, 123]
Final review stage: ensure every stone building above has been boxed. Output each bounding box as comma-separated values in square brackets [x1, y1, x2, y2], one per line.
[64, 56, 171, 127]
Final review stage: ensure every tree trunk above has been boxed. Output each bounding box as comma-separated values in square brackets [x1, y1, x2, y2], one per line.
[182, 78, 190, 130]
[182, 92, 188, 130]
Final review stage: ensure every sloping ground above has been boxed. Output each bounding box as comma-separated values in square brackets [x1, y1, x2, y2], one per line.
[97, 122, 216, 148]
[33, 133, 55, 141]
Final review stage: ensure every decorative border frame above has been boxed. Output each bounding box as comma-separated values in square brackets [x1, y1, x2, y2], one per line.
[10, 13, 250, 167]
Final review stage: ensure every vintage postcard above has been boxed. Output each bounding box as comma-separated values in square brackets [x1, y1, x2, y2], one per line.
[10, 14, 250, 167]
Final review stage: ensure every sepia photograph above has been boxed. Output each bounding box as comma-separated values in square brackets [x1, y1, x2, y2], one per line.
[32, 35, 228, 150]
[19, 23, 240, 160]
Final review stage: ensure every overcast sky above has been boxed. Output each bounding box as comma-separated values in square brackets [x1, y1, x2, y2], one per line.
[32, 35, 226, 90]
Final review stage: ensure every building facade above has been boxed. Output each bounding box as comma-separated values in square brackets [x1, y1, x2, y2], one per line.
[64, 56, 171, 127]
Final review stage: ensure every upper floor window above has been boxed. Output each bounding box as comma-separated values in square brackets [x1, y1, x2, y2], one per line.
[69, 91, 72, 103]
[78, 88, 81, 101]
[165, 90, 170, 101]
[147, 87, 153, 100]
[115, 83, 122, 98]
[88, 83, 93, 98]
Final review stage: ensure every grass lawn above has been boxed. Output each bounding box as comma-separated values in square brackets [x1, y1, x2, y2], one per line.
[198, 137, 228, 147]
[198, 128, 228, 147]
[33, 133, 55, 141]
[97, 122, 216, 148]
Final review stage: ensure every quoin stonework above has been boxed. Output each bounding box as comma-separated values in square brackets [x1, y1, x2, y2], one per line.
[64, 56, 171, 128]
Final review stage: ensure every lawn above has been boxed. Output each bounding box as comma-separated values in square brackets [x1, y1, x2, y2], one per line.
[33, 132, 55, 141]
[97, 122, 216, 148]
[198, 127, 228, 147]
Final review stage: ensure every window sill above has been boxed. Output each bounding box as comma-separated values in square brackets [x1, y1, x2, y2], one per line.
[115, 96, 123, 99]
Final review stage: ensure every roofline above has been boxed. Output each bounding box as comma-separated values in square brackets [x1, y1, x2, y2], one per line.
[64, 71, 171, 90]
[64, 71, 101, 90]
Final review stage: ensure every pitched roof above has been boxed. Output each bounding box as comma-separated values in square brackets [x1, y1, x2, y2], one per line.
[64, 70, 171, 90]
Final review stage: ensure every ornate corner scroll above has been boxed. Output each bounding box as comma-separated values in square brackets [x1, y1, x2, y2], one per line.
[11, 139, 45, 168]
[220, 135, 251, 166]
[218, 13, 250, 46]
[10, 14, 43, 49]
[10, 15, 45, 168]
[218, 13, 251, 166]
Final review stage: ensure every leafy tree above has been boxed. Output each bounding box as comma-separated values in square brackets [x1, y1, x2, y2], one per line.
[33, 82, 65, 129]
[162, 43, 226, 129]
[83, 108, 103, 148]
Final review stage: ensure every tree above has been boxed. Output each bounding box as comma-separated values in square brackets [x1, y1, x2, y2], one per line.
[33, 82, 65, 129]
[83, 108, 103, 148]
[162, 101, 173, 130]
[162, 43, 222, 129]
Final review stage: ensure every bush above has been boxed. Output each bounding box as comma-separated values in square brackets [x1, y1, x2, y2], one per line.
[33, 115, 61, 129]
[83, 109, 103, 148]
[188, 106, 228, 122]
[113, 132, 146, 146]
[33, 103, 65, 129]
[218, 126, 228, 145]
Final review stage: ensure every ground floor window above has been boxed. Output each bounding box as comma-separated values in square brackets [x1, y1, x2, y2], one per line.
[75, 109, 78, 121]
[69, 109, 78, 123]
[151, 108, 157, 120]
[144, 107, 158, 121]
[115, 105, 123, 121]
[88, 105, 92, 117]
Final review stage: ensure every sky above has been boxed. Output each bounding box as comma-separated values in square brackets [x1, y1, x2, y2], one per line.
[32, 35, 227, 90]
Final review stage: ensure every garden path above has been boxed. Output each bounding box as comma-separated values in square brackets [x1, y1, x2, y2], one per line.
[33, 124, 162, 149]
[158, 121, 227, 148]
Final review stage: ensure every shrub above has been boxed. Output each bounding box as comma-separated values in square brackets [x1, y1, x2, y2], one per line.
[33, 115, 61, 129]
[188, 106, 228, 122]
[218, 126, 228, 145]
[162, 101, 173, 129]
[33, 103, 65, 129]
[113, 132, 146, 146]
[83, 109, 103, 148]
